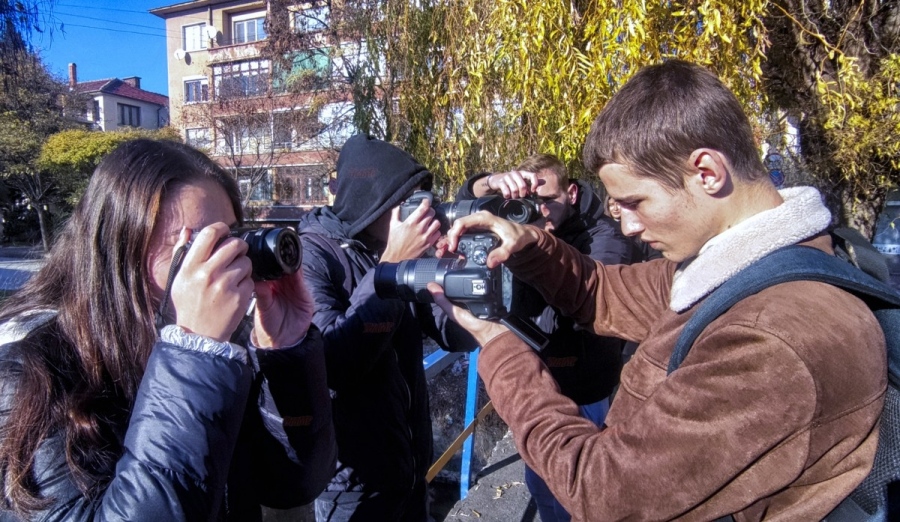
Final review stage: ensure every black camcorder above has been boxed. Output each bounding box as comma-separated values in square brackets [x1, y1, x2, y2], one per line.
[189, 227, 302, 281]
[399, 190, 541, 232]
[374, 231, 548, 351]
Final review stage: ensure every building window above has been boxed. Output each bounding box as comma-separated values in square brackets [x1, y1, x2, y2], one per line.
[118, 104, 141, 127]
[237, 170, 272, 201]
[213, 59, 271, 98]
[273, 113, 294, 150]
[274, 165, 329, 205]
[184, 78, 209, 103]
[232, 12, 266, 44]
[274, 48, 331, 92]
[183, 23, 208, 52]
[216, 116, 269, 154]
[185, 128, 211, 150]
[90, 100, 100, 122]
[293, 4, 329, 33]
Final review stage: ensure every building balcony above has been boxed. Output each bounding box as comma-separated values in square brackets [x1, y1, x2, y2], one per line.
[208, 39, 266, 65]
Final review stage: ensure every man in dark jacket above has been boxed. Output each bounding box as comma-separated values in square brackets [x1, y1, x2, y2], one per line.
[458, 153, 631, 522]
[298, 134, 475, 521]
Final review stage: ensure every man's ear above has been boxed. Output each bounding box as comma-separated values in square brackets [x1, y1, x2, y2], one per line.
[688, 149, 729, 195]
[566, 182, 578, 205]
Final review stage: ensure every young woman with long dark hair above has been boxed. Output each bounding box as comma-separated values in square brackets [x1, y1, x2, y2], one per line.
[0, 139, 335, 520]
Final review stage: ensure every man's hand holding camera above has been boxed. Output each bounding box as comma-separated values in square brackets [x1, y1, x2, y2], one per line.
[426, 280, 509, 348]
[426, 211, 543, 346]
[443, 211, 542, 269]
[480, 170, 543, 199]
[382, 197, 442, 263]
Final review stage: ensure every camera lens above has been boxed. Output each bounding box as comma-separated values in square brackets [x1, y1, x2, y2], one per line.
[273, 229, 301, 272]
[234, 227, 303, 281]
[438, 200, 475, 227]
[374, 262, 401, 299]
[374, 258, 465, 303]
[497, 199, 534, 224]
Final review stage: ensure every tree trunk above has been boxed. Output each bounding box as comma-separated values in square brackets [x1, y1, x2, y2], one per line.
[35, 204, 50, 252]
[840, 187, 883, 241]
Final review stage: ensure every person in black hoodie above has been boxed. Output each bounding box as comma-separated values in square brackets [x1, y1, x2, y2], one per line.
[458, 153, 631, 522]
[297, 134, 476, 521]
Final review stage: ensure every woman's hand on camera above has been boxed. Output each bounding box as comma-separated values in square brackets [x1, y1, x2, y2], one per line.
[426, 283, 509, 346]
[171, 223, 254, 342]
[445, 212, 541, 268]
[251, 269, 314, 349]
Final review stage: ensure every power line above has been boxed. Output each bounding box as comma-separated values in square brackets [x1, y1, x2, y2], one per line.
[54, 11, 167, 33]
[57, 22, 167, 38]
[55, 3, 155, 15]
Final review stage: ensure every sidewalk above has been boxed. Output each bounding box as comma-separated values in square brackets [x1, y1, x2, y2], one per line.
[0, 245, 44, 259]
[0, 245, 44, 292]
[444, 430, 540, 521]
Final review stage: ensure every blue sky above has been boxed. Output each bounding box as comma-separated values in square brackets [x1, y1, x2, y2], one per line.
[33, 1, 172, 97]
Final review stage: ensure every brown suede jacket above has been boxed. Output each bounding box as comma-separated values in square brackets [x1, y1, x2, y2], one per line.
[481, 193, 886, 520]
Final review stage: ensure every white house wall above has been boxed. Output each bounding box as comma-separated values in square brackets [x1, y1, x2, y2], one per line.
[95, 94, 168, 131]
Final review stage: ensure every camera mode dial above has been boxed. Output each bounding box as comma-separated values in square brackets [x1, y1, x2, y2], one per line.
[471, 247, 489, 266]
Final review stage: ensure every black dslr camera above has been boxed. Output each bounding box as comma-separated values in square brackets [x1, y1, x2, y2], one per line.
[399, 190, 541, 232]
[189, 227, 302, 281]
[374, 232, 548, 351]
[375, 232, 504, 319]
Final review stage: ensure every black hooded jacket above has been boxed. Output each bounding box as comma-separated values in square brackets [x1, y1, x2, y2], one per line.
[459, 174, 632, 403]
[297, 135, 475, 495]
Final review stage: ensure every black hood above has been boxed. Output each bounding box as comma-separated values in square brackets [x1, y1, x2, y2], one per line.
[556, 180, 609, 238]
[331, 134, 433, 238]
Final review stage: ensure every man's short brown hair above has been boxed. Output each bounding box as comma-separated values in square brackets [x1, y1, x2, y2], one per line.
[516, 153, 569, 188]
[583, 60, 767, 190]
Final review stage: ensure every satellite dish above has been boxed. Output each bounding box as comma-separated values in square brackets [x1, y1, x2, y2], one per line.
[204, 25, 219, 39]
[174, 49, 187, 60]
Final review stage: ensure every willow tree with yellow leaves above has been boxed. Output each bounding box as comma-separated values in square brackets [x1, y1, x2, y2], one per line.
[375, 0, 770, 191]
[762, 1, 900, 237]
[360, 0, 899, 236]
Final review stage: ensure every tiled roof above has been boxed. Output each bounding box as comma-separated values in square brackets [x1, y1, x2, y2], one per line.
[74, 78, 169, 107]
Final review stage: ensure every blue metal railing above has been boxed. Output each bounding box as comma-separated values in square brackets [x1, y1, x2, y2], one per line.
[423, 347, 484, 500]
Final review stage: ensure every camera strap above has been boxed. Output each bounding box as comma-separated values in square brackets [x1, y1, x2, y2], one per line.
[154, 244, 189, 330]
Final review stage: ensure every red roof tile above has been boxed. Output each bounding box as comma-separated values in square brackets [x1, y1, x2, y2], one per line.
[74, 78, 168, 107]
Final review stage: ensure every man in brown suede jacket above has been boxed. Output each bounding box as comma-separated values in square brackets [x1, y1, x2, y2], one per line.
[427, 60, 886, 520]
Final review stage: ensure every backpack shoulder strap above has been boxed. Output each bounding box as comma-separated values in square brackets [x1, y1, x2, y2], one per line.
[832, 226, 892, 284]
[668, 245, 900, 375]
[298, 230, 355, 296]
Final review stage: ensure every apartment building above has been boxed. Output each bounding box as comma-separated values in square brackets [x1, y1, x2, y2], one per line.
[68, 63, 170, 132]
[151, 0, 354, 221]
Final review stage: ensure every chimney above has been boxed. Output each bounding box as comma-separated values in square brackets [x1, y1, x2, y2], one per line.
[123, 76, 141, 89]
[68, 63, 77, 89]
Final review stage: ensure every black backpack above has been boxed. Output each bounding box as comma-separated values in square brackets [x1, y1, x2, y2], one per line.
[669, 235, 900, 520]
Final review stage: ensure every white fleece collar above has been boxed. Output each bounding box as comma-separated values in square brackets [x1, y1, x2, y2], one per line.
[669, 186, 832, 312]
